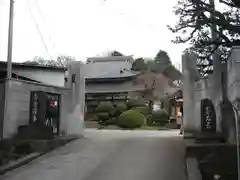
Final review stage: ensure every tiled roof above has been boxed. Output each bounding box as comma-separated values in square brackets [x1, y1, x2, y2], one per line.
[0, 61, 65, 71]
[84, 56, 138, 79]
[86, 56, 134, 63]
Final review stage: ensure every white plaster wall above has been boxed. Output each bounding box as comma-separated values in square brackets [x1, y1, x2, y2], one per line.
[13, 69, 65, 87]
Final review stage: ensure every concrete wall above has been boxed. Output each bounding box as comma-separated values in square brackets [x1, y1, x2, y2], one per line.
[2, 79, 68, 139]
[182, 46, 240, 136]
[13, 68, 65, 87]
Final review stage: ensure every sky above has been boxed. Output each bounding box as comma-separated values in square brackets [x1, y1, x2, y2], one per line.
[0, 0, 189, 69]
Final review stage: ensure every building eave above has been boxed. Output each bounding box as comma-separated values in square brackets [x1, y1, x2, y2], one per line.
[0, 61, 66, 71]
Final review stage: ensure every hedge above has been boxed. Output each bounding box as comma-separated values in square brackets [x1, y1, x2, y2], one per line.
[113, 104, 127, 117]
[117, 110, 145, 129]
[151, 109, 169, 125]
[95, 102, 114, 113]
[96, 113, 109, 121]
[131, 106, 150, 117]
[126, 99, 146, 109]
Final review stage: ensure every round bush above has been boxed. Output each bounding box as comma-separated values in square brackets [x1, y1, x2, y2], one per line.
[95, 102, 114, 113]
[113, 104, 127, 117]
[151, 109, 169, 125]
[147, 115, 153, 126]
[131, 106, 150, 117]
[126, 99, 146, 109]
[96, 113, 109, 121]
[117, 110, 146, 129]
[87, 101, 99, 107]
[116, 104, 127, 112]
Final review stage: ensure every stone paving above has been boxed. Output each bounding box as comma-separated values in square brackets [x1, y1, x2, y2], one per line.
[1, 129, 185, 180]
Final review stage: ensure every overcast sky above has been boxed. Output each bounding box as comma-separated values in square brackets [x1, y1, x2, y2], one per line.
[0, 0, 189, 68]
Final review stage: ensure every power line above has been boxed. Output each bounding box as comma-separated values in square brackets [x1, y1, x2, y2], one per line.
[34, 0, 57, 57]
[26, 0, 52, 59]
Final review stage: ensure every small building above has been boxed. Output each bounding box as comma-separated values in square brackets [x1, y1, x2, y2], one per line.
[84, 56, 145, 113]
[0, 61, 84, 139]
[0, 61, 66, 87]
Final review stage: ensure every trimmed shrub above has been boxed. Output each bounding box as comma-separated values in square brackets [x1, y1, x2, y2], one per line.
[114, 104, 127, 117]
[96, 113, 109, 121]
[151, 109, 169, 125]
[117, 110, 146, 129]
[95, 102, 114, 113]
[106, 117, 117, 125]
[147, 115, 153, 126]
[126, 99, 146, 109]
[131, 106, 150, 117]
[85, 114, 98, 121]
[87, 101, 99, 107]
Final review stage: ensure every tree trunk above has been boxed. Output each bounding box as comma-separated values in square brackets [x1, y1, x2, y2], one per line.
[149, 100, 153, 112]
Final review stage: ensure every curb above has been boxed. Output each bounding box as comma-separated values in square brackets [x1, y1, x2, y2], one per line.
[0, 152, 42, 175]
[0, 137, 79, 175]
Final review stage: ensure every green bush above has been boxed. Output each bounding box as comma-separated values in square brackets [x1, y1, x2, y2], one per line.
[96, 113, 109, 121]
[87, 101, 99, 107]
[147, 115, 153, 126]
[113, 104, 127, 117]
[127, 99, 146, 109]
[151, 109, 169, 125]
[117, 110, 146, 129]
[131, 106, 150, 117]
[95, 102, 114, 113]
[106, 117, 117, 125]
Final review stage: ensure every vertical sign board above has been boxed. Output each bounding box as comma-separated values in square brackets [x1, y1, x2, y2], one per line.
[29, 91, 60, 135]
[29, 91, 47, 124]
[201, 99, 217, 132]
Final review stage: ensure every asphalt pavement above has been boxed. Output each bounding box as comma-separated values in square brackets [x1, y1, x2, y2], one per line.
[1, 129, 185, 180]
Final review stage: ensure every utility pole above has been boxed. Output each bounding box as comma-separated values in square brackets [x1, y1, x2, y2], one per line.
[7, 0, 14, 79]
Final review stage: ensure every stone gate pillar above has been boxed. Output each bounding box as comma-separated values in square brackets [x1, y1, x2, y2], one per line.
[182, 53, 199, 133]
[65, 61, 85, 136]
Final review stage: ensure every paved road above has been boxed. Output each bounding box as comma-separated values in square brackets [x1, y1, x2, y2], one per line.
[1, 129, 185, 180]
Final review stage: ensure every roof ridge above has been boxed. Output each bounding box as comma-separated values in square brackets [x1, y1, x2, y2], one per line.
[86, 56, 134, 63]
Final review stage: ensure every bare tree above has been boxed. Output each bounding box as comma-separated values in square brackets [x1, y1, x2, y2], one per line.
[134, 71, 177, 111]
[24, 56, 75, 67]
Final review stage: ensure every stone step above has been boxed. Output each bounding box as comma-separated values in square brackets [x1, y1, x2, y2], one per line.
[194, 132, 226, 143]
